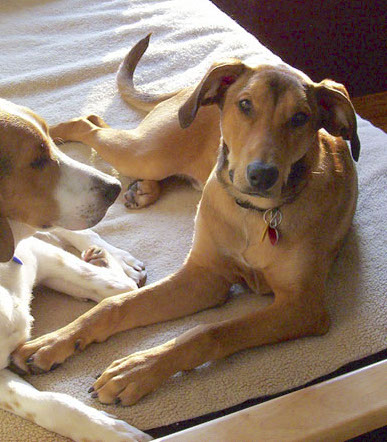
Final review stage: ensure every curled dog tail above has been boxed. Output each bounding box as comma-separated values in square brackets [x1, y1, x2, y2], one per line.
[117, 34, 179, 112]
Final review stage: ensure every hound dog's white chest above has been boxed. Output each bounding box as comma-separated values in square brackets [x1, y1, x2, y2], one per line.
[0, 242, 37, 365]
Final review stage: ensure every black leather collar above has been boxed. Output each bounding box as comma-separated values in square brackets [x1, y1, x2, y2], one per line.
[234, 198, 267, 212]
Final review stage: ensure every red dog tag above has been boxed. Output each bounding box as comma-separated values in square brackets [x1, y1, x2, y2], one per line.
[268, 226, 279, 246]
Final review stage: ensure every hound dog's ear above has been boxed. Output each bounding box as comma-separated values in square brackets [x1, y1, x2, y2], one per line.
[179, 60, 246, 129]
[0, 215, 14, 262]
[315, 79, 360, 162]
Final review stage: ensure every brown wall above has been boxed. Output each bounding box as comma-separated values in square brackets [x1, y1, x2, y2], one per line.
[211, 0, 386, 97]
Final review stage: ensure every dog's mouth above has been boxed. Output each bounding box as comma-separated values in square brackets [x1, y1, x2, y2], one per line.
[218, 141, 310, 210]
[229, 174, 277, 199]
[228, 169, 277, 199]
[241, 188, 272, 198]
[40, 224, 54, 230]
[57, 202, 114, 231]
[224, 177, 281, 211]
[218, 165, 278, 203]
[216, 142, 298, 205]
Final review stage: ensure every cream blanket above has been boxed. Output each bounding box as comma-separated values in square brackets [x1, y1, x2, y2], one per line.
[0, 0, 386, 440]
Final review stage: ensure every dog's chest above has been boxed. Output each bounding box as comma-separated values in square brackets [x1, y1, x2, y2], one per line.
[235, 243, 273, 290]
[0, 243, 37, 296]
[216, 215, 276, 289]
[0, 285, 33, 362]
[0, 248, 37, 359]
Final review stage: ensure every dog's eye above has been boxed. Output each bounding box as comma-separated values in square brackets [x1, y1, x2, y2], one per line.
[30, 157, 49, 170]
[238, 99, 253, 115]
[290, 112, 309, 128]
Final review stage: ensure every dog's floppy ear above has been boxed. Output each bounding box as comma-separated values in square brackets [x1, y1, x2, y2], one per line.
[0, 215, 14, 262]
[315, 79, 360, 162]
[179, 60, 246, 129]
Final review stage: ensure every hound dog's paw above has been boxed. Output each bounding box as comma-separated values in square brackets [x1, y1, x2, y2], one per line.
[124, 180, 161, 209]
[92, 245, 147, 288]
[82, 245, 111, 267]
[80, 246, 142, 301]
[89, 346, 172, 406]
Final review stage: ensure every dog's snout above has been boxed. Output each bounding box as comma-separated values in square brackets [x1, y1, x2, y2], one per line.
[103, 181, 121, 203]
[246, 161, 279, 191]
[92, 176, 122, 204]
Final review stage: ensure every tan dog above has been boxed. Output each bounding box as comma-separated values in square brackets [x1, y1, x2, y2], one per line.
[12, 35, 360, 407]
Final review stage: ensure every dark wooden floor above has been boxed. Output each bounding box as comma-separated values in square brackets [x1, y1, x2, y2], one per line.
[353, 92, 387, 133]
[211, 0, 386, 98]
[209, 1, 387, 134]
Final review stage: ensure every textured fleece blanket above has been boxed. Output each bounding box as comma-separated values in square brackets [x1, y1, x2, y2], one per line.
[0, 0, 386, 440]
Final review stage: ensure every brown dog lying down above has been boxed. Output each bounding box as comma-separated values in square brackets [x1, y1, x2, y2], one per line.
[12, 35, 360, 406]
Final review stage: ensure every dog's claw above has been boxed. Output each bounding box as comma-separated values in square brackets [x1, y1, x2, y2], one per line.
[88, 386, 95, 393]
[8, 359, 27, 376]
[29, 364, 47, 375]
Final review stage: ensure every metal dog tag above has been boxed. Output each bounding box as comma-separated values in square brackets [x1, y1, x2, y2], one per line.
[260, 208, 282, 245]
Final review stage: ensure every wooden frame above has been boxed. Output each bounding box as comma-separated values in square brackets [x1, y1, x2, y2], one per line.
[155, 360, 387, 441]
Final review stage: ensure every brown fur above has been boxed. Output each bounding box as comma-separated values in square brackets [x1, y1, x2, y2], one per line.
[0, 111, 60, 224]
[12, 36, 360, 406]
[0, 107, 62, 261]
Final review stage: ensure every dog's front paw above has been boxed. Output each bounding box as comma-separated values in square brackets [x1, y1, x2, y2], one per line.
[82, 245, 111, 267]
[81, 246, 144, 300]
[102, 246, 147, 288]
[11, 331, 79, 374]
[89, 346, 172, 406]
[124, 180, 161, 209]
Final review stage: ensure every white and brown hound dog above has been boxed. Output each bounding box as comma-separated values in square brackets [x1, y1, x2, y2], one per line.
[0, 98, 151, 441]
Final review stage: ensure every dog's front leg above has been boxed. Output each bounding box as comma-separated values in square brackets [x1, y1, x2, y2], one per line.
[90, 289, 330, 405]
[48, 227, 146, 285]
[11, 260, 231, 374]
[0, 369, 152, 441]
[30, 237, 139, 302]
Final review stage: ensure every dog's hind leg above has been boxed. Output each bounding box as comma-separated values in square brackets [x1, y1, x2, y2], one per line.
[50, 103, 219, 208]
[50, 116, 171, 208]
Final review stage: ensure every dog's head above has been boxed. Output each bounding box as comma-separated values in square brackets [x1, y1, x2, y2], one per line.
[179, 61, 360, 207]
[0, 99, 121, 262]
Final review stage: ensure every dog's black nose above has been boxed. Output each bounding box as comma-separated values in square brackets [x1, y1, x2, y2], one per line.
[246, 161, 279, 191]
[103, 182, 121, 203]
